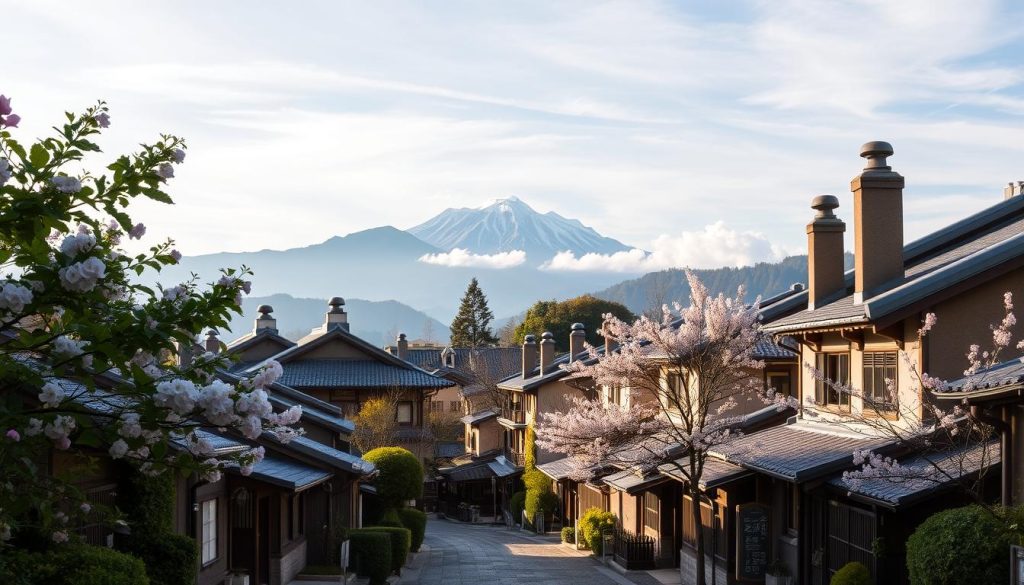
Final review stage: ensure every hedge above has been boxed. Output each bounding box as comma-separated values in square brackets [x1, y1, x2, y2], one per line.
[357, 526, 412, 573]
[561, 526, 576, 544]
[830, 562, 871, 585]
[578, 507, 616, 554]
[510, 491, 526, 524]
[119, 532, 197, 585]
[907, 505, 1013, 585]
[0, 545, 151, 585]
[525, 489, 559, 522]
[348, 531, 392, 585]
[363, 447, 424, 508]
[398, 508, 427, 552]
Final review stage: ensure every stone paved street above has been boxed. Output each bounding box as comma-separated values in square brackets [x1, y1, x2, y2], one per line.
[415, 518, 666, 585]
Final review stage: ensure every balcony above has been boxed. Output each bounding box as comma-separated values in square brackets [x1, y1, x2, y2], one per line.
[500, 406, 527, 425]
[504, 449, 526, 468]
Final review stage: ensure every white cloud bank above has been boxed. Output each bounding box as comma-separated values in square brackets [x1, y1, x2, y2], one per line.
[540, 222, 790, 273]
[419, 248, 527, 269]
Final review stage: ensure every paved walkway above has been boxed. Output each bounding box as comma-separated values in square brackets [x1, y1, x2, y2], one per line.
[413, 518, 667, 585]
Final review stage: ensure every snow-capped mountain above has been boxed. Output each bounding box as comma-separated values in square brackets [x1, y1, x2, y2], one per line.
[408, 196, 632, 263]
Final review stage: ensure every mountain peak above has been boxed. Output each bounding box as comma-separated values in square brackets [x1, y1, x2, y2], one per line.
[408, 197, 631, 262]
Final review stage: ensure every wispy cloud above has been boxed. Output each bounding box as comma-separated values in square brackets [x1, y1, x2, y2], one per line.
[541, 222, 789, 272]
[419, 248, 527, 269]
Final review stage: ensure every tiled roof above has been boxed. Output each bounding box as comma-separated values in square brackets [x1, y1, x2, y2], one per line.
[271, 435, 375, 476]
[226, 329, 296, 356]
[239, 454, 333, 491]
[443, 460, 496, 482]
[766, 197, 1024, 333]
[936, 356, 1024, 396]
[460, 410, 498, 425]
[436, 442, 466, 459]
[827, 441, 999, 508]
[488, 457, 519, 478]
[168, 429, 248, 456]
[397, 347, 524, 382]
[713, 423, 891, 482]
[537, 457, 578, 481]
[276, 359, 454, 389]
[658, 456, 752, 490]
[498, 348, 600, 391]
[603, 468, 669, 494]
[753, 337, 797, 360]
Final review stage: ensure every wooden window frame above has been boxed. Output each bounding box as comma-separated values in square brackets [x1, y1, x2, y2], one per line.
[396, 401, 414, 425]
[863, 351, 899, 417]
[200, 498, 218, 566]
[815, 352, 851, 412]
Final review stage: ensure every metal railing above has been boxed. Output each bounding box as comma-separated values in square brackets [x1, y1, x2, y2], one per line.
[613, 529, 657, 570]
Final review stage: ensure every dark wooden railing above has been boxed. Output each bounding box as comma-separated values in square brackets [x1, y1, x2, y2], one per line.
[500, 406, 526, 424]
[505, 450, 526, 467]
[613, 529, 657, 570]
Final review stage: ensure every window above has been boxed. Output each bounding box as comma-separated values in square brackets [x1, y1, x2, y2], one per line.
[786, 485, 799, 534]
[396, 402, 413, 424]
[682, 495, 726, 559]
[201, 499, 217, 565]
[470, 432, 477, 452]
[607, 385, 623, 406]
[815, 353, 850, 410]
[430, 400, 443, 413]
[644, 491, 660, 532]
[766, 372, 791, 397]
[449, 400, 460, 412]
[863, 352, 898, 413]
[665, 372, 684, 407]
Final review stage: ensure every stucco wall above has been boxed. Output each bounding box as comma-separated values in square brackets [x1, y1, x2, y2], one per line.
[534, 380, 585, 465]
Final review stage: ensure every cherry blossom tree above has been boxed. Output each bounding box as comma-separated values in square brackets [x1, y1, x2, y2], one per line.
[0, 96, 303, 547]
[811, 294, 1023, 509]
[536, 272, 787, 585]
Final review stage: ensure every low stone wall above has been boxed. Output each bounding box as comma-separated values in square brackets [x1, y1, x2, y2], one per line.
[272, 539, 308, 585]
[679, 547, 728, 585]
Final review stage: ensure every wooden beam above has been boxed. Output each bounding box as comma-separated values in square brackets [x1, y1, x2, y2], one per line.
[840, 329, 864, 351]
[875, 324, 905, 350]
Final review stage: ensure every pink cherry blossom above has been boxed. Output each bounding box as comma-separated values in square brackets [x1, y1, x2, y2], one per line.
[1, 113, 19, 128]
[5, 429, 19, 442]
[156, 163, 174, 179]
[94, 112, 110, 128]
[0, 95, 11, 116]
[128, 222, 146, 240]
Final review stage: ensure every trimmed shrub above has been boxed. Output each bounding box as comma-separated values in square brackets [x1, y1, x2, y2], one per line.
[578, 507, 617, 555]
[363, 447, 424, 508]
[120, 532, 197, 585]
[907, 505, 1013, 585]
[398, 508, 427, 552]
[358, 526, 412, 573]
[526, 489, 559, 522]
[51, 545, 149, 585]
[561, 526, 576, 544]
[116, 464, 174, 533]
[349, 531, 392, 585]
[378, 507, 404, 527]
[830, 561, 871, 585]
[510, 491, 526, 524]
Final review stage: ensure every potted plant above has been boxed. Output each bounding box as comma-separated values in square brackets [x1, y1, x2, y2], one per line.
[766, 559, 792, 585]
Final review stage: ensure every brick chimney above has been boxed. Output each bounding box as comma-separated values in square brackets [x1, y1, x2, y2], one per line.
[396, 333, 409, 360]
[205, 329, 220, 354]
[522, 335, 537, 378]
[851, 141, 904, 302]
[1005, 181, 1024, 200]
[255, 304, 277, 333]
[806, 195, 846, 310]
[539, 331, 555, 374]
[569, 322, 585, 360]
[326, 297, 349, 331]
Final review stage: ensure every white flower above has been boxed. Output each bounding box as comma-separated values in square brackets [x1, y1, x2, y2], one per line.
[51, 530, 69, 543]
[108, 439, 129, 459]
[80, 503, 92, 514]
[268, 405, 302, 426]
[0, 158, 11, 186]
[198, 380, 237, 426]
[0, 281, 32, 315]
[59, 230, 96, 258]
[246, 360, 283, 389]
[240, 415, 262, 440]
[25, 418, 43, 437]
[156, 163, 174, 179]
[186, 432, 215, 457]
[38, 381, 66, 408]
[58, 257, 106, 292]
[118, 413, 142, 439]
[51, 176, 82, 193]
[161, 284, 188, 303]
[200, 458, 222, 483]
[239, 445, 265, 476]
[235, 389, 272, 418]
[154, 379, 199, 415]
[44, 415, 76, 450]
[128, 223, 146, 240]
[172, 149, 186, 163]
[53, 335, 87, 358]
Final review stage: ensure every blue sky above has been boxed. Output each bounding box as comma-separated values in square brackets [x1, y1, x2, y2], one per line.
[5, 0, 1024, 269]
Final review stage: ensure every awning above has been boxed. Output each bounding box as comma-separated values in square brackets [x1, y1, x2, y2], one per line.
[239, 455, 332, 492]
[460, 410, 498, 425]
[537, 457, 576, 481]
[658, 456, 752, 490]
[603, 468, 670, 494]
[487, 458, 519, 478]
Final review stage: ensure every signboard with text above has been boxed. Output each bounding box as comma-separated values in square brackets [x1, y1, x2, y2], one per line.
[736, 503, 770, 582]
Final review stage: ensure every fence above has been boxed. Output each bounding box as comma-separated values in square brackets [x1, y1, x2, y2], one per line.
[612, 529, 657, 570]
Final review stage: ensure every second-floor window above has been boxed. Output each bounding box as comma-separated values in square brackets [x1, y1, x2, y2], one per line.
[430, 400, 443, 413]
[449, 400, 460, 412]
[665, 372, 683, 407]
[863, 351, 898, 414]
[396, 401, 413, 424]
[607, 385, 624, 406]
[815, 353, 850, 410]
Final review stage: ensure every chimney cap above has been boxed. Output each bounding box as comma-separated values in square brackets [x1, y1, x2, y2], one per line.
[860, 141, 894, 170]
[541, 331, 555, 341]
[571, 322, 585, 331]
[791, 283, 805, 292]
[257, 304, 273, 315]
[811, 195, 840, 218]
[206, 329, 219, 337]
[524, 334, 536, 343]
[328, 296, 345, 307]
[398, 332, 407, 341]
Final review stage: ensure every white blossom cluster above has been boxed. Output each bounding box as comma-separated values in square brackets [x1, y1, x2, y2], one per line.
[58, 257, 106, 292]
[50, 176, 81, 193]
[0, 280, 33, 314]
[0, 158, 11, 186]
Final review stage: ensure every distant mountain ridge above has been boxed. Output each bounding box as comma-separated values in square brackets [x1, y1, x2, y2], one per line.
[593, 254, 855, 315]
[408, 196, 633, 263]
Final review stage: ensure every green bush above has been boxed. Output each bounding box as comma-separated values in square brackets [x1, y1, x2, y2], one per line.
[119, 532, 197, 585]
[398, 508, 427, 552]
[510, 491, 526, 524]
[561, 526, 576, 543]
[116, 464, 174, 533]
[526, 489, 559, 521]
[378, 507, 404, 527]
[578, 507, 617, 554]
[363, 447, 424, 508]
[51, 545, 149, 585]
[830, 561, 871, 585]
[348, 531, 392, 585]
[907, 505, 1013, 585]
[357, 526, 412, 573]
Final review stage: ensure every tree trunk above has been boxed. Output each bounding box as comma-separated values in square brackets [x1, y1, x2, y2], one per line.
[691, 485, 707, 585]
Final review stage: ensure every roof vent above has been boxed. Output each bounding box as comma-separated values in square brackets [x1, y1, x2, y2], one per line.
[255, 304, 277, 334]
[326, 297, 349, 331]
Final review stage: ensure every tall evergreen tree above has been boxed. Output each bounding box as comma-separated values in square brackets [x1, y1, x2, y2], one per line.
[450, 278, 499, 347]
